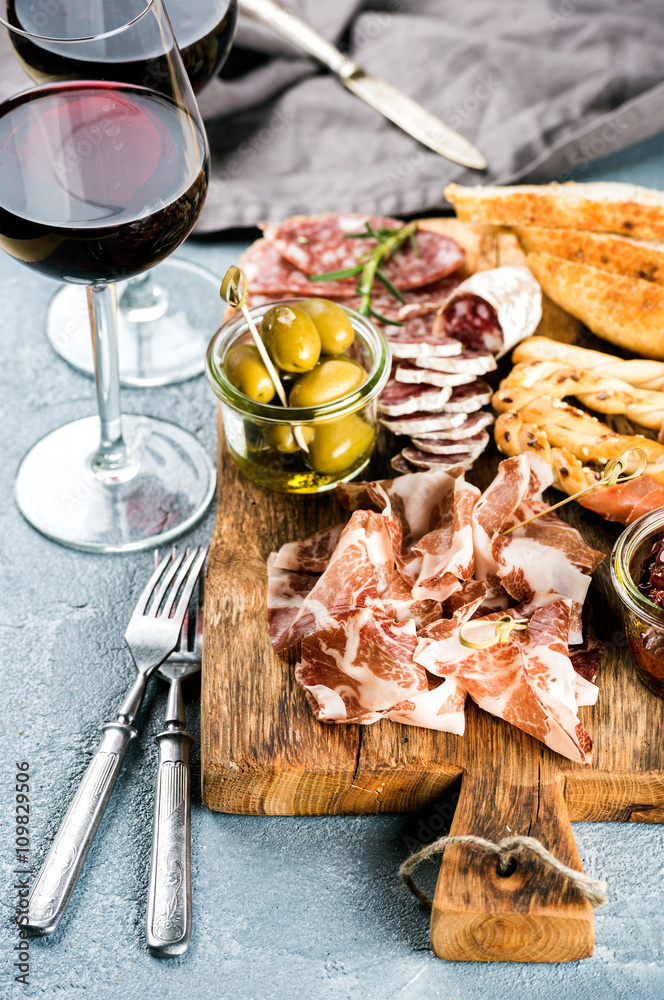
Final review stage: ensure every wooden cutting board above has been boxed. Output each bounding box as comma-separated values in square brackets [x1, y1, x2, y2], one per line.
[201, 220, 664, 963]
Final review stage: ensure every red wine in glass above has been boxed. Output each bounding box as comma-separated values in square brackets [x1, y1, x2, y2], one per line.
[7, 0, 237, 93]
[0, 82, 207, 283]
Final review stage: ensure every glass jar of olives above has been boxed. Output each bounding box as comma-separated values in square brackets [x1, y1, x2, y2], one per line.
[206, 299, 390, 493]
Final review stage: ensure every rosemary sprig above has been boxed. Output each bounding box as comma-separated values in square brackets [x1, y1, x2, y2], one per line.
[308, 221, 419, 326]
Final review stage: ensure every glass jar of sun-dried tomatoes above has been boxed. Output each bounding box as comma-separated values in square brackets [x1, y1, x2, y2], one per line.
[612, 509, 664, 696]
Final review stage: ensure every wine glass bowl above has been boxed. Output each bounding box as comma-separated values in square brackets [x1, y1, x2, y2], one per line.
[0, 0, 216, 550]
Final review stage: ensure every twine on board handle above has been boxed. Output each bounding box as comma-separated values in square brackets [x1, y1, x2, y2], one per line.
[399, 834, 608, 910]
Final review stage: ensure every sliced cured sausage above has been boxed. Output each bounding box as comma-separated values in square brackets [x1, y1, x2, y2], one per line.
[262, 214, 465, 290]
[378, 381, 453, 416]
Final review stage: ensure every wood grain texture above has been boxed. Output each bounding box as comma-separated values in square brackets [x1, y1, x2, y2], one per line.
[201, 220, 664, 962]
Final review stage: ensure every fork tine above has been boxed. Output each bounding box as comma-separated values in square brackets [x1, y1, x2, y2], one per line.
[177, 547, 192, 653]
[193, 570, 205, 657]
[131, 549, 180, 618]
[161, 546, 208, 627]
[148, 549, 186, 617]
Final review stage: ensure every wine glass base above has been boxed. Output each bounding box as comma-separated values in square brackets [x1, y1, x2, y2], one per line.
[46, 259, 223, 387]
[15, 415, 216, 553]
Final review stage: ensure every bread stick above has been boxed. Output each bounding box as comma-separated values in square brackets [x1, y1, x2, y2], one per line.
[513, 337, 664, 391]
[501, 360, 664, 430]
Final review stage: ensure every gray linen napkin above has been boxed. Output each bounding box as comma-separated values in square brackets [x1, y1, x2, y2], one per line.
[197, 0, 664, 230]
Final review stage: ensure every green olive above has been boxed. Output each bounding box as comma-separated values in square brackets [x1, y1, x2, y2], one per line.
[261, 304, 321, 373]
[297, 299, 355, 355]
[289, 358, 366, 408]
[265, 423, 315, 453]
[307, 414, 375, 475]
[223, 344, 275, 403]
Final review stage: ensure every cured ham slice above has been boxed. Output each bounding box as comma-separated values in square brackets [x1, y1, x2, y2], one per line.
[394, 362, 475, 388]
[410, 430, 490, 457]
[380, 574, 442, 627]
[380, 410, 469, 435]
[414, 350, 497, 375]
[268, 457, 603, 762]
[267, 555, 320, 654]
[378, 380, 452, 416]
[579, 474, 664, 525]
[415, 600, 594, 764]
[269, 509, 394, 653]
[386, 675, 467, 734]
[273, 523, 344, 574]
[471, 454, 604, 641]
[295, 610, 426, 722]
[434, 266, 542, 358]
[262, 214, 465, 289]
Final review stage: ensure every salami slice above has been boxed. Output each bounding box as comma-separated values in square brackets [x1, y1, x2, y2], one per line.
[410, 430, 490, 457]
[401, 446, 477, 470]
[391, 454, 420, 474]
[414, 350, 497, 375]
[412, 410, 494, 440]
[434, 266, 542, 357]
[385, 316, 464, 359]
[262, 214, 465, 290]
[380, 410, 469, 435]
[239, 239, 358, 298]
[394, 362, 475, 388]
[443, 379, 492, 413]
[396, 275, 464, 318]
[378, 381, 452, 416]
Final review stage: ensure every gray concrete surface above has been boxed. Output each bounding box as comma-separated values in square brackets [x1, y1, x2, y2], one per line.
[2, 133, 664, 999]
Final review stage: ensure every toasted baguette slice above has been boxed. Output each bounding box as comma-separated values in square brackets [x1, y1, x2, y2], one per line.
[513, 227, 664, 286]
[524, 252, 664, 359]
[445, 182, 664, 240]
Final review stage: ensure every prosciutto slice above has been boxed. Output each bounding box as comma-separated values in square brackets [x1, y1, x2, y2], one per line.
[295, 610, 426, 722]
[273, 523, 344, 574]
[415, 600, 594, 764]
[268, 509, 394, 653]
[268, 456, 603, 762]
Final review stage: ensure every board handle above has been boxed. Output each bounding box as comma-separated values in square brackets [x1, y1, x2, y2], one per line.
[430, 766, 595, 962]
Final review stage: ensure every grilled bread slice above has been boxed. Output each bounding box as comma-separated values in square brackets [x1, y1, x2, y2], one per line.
[513, 226, 664, 286]
[445, 182, 664, 241]
[524, 252, 664, 359]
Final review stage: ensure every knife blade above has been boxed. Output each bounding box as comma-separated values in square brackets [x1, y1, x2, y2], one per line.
[343, 69, 486, 170]
[238, 0, 487, 171]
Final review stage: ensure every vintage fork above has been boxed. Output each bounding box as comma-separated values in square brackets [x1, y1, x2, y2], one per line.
[146, 560, 204, 956]
[26, 545, 208, 936]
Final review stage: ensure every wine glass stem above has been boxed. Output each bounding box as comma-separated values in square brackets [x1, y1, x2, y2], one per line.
[87, 284, 136, 481]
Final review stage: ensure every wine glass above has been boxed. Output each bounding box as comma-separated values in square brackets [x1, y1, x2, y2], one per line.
[0, 0, 216, 551]
[8, 0, 237, 387]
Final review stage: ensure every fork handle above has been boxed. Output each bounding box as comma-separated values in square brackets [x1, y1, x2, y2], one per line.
[26, 721, 137, 935]
[146, 728, 194, 956]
